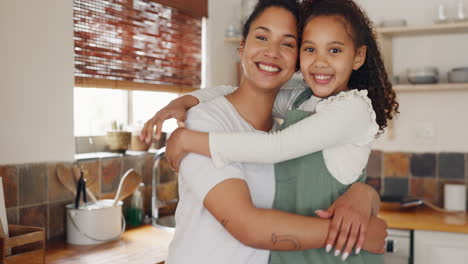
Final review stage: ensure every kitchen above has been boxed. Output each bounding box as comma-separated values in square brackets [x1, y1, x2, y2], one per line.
[0, 0, 468, 263]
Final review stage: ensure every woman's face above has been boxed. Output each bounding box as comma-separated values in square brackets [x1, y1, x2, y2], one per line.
[239, 7, 298, 92]
[300, 16, 366, 98]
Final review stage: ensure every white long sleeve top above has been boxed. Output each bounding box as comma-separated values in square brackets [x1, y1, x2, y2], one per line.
[189, 86, 379, 185]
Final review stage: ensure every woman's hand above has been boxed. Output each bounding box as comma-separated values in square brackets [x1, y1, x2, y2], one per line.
[362, 216, 388, 254]
[140, 95, 199, 145]
[166, 128, 189, 172]
[316, 182, 379, 260]
[166, 129, 211, 172]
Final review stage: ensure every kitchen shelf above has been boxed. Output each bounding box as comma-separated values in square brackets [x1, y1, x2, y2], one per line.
[377, 21, 468, 36]
[225, 36, 242, 43]
[224, 22, 468, 42]
[394, 83, 468, 92]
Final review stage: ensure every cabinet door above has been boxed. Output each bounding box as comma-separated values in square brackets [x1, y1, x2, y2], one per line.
[414, 230, 468, 264]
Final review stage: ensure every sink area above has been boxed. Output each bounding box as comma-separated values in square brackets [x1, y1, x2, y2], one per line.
[153, 215, 176, 231]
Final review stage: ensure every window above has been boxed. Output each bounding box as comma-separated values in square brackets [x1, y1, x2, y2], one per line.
[73, 0, 207, 140]
[74, 88, 179, 136]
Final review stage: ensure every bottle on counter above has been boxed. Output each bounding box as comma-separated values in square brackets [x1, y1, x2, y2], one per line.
[125, 182, 145, 227]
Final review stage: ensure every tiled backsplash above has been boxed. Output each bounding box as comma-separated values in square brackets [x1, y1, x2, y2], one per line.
[1, 151, 467, 241]
[0, 153, 157, 241]
[366, 151, 468, 208]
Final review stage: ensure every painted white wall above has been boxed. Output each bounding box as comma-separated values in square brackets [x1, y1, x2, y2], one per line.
[205, 0, 242, 87]
[0, 0, 75, 164]
[208, 0, 468, 152]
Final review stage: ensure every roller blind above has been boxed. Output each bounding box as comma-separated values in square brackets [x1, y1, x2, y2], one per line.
[74, 0, 203, 90]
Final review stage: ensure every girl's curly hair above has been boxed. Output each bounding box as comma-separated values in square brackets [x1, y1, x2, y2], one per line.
[301, 0, 399, 132]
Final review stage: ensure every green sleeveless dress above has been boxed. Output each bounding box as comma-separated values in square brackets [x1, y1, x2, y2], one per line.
[269, 89, 383, 264]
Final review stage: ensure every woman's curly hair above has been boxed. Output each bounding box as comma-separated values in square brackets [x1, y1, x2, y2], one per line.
[301, 0, 399, 133]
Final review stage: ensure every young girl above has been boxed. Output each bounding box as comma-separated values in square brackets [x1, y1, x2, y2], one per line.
[145, 0, 395, 263]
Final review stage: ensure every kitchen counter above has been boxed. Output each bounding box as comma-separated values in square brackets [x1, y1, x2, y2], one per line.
[46, 208, 468, 264]
[379, 207, 468, 234]
[46, 225, 173, 264]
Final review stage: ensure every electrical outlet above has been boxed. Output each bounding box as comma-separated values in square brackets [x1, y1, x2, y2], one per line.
[415, 121, 436, 145]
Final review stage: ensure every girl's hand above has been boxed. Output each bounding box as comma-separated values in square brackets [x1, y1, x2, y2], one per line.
[166, 128, 188, 172]
[141, 95, 200, 145]
[315, 183, 376, 260]
[362, 216, 388, 254]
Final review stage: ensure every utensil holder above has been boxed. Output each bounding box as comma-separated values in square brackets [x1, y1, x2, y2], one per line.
[0, 225, 46, 264]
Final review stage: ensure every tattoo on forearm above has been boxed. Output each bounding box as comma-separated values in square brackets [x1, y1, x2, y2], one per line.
[271, 233, 301, 250]
[220, 219, 229, 228]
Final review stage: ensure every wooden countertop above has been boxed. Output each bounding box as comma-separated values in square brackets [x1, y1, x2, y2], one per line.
[46, 225, 173, 264]
[46, 208, 468, 264]
[379, 207, 468, 234]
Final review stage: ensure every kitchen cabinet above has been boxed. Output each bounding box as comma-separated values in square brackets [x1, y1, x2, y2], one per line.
[414, 230, 468, 264]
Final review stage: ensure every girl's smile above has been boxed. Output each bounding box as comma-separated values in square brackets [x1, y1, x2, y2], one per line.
[300, 15, 366, 98]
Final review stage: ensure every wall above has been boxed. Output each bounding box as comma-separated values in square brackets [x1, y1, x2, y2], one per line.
[357, 0, 468, 152]
[205, 0, 241, 87]
[208, 0, 468, 152]
[0, 0, 75, 164]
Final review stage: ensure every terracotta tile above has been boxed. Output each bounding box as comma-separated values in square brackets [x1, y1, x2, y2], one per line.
[47, 163, 75, 203]
[384, 153, 410, 178]
[19, 204, 47, 228]
[439, 153, 465, 180]
[383, 178, 408, 198]
[122, 156, 145, 177]
[365, 177, 382, 195]
[0, 165, 18, 208]
[410, 178, 439, 204]
[18, 164, 47, 206]
[142, 155, 154, 187]
[101, 157, 122, 193]
[7, 207, 18, 225]
[78, 159, 101, 195]
[48, 201, 68, 240]
[410, 153, 436, 178]
[367, 150, 382, 178]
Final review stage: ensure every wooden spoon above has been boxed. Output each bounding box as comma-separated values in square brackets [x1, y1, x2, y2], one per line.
[113, 169, 143, 206]
[57, 164, 97, 203]
[56, 164, 78, 195]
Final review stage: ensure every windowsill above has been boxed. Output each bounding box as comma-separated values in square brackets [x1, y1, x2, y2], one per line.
[74, 149, 159, 161]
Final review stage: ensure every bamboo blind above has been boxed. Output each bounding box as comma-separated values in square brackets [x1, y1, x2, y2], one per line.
[74, 0, 202, 91]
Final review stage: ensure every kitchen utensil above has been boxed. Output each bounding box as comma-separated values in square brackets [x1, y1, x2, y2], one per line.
[113, 169, 143, 206]
[448, 67, 468, 83]
[407, 67, 439, 84]
[57, 164, 77, 195]
[72, 165, 98, 203]
[74, 172, 84, 209]
[66, 199, 124, 245]
[381, 196, 424, 211]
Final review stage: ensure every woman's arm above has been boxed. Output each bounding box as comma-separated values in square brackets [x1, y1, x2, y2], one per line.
[141, 86, 236, 143]
[141, 86, 302, 143]
[204, 178, 387, 256]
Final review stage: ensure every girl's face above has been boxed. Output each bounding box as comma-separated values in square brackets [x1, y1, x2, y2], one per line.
[300, 16, 367, 98]
[239, 7, 298, 92]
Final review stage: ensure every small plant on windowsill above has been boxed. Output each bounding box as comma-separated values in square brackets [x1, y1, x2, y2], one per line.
[106, 120, 131, 153]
